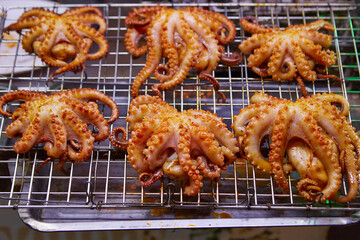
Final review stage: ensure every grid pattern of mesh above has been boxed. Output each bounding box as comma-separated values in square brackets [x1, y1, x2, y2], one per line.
[0, 3, 358, 229]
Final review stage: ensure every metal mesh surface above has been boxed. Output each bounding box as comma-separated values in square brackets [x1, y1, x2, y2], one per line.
[0, 3, 359, 230]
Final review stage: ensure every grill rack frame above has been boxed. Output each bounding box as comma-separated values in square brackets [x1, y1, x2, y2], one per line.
[0, 2, 358, 231]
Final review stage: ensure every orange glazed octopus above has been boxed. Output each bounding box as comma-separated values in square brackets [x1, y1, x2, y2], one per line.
[110, 95, 239, 196]
[3, 6, 108, 80]
[232, 92, 360, 203]
[125, 6, 240, 101]
[0, 89, 118, 172]
[239, 17, 337, 96]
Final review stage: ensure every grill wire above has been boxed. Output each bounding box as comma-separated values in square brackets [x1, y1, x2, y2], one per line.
[0, 2, 359, 229]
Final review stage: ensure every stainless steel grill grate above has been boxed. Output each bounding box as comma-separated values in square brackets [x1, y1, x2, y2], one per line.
[0, 2, 359, 231]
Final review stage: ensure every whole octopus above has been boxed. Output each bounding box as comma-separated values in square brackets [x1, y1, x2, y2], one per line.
[110, 95, 239, 196]
[125, 6, 241, 101]
[232, 92, 360, 203]
[3, 6, 109, 80]
[0, 88, 118, 172]
[239, 17, 337, 96]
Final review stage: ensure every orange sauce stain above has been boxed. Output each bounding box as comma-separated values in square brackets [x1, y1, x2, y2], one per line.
[2, 33, 17, 48]
[142, 197, 156, 203]
[150, 208, 170, 216]
[212, 212, 232, 218]
[175, 209, 195, 219]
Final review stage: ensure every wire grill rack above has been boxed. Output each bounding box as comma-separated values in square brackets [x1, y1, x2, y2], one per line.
[0, 2, 359, 231]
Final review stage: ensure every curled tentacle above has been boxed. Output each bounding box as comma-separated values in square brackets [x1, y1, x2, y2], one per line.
[220, 52, 242, 66]
[139, 168, 164, 187]
[109, 127, 128, 149]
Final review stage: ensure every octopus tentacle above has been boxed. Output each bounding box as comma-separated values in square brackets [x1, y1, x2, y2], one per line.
[177, 126, 203, 196]
[61, 88, 119, 123]
[286, 139, 328, 188]
[197, 72, 226, 103]
[186, 109, 239, 162]
[247, 37, 275, 67]
[48, 22, 88, 79]
[205, 10, 236, 44]
[18, 9, 57, 20]
[197, 156, 221, 179]
[298, 36, 336, 66]
[127, 95, 173, 130]
[250, 92, 286, 104]
[299, 31, 333, 48]
[131, 11, 168, 98]
[139, 168, 164, 187]
[220, 51, 242, 66]
[6, 114, 30, 138]
[268, 106, 293, 192]
[125, 6, 167, 28]
[293, 112, 342, 201]
[62, 6, 103, 17]
[124, 28, 147, 57]
[243, 108, 276, 173]
[310, 93, 350, 116]
[232, 102, 273, 139]
[35, 21, 69, 68]
[143, 120, 175, 170]
[43, 114, 67, 158]
[153, 63, 175, 82]
[191, 125, 225, 167]
[268, 42, 286, 77]
[297, 178, 323, 201]
[290, 39, 316, 81]
[74, 22, 108, 60]
[0, 90, 46, 117]
[288, 19, 334, 32]
[183, 11, 220, 75]
[240, 17, 278, 34]
[13, 113, 43, 153]
[157, 10, 180, 81]
[60, 108, 95, 163]
[186, 7, 236, 45]
[21, 22, 48, 53]
[127, 118, 156, 172]
[70, 100, 109, 141]
[152, 12, 201, 97]
[272, 57, 297, 81]
[109, 127, 128, 150]
[4, 16, 45, 32]
[238, 33, 270, 54]
[67, 14, 107, 35]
